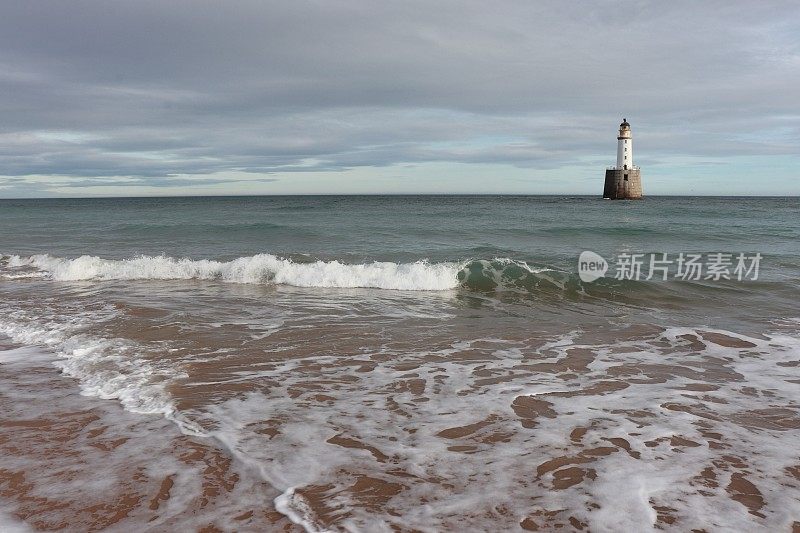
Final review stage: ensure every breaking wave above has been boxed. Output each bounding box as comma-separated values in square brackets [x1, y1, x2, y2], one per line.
[2, 253, 566, 292]
[4, 253, 460, 291]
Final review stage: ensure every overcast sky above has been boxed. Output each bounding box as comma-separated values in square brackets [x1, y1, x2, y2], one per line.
[1, 0, 798, 197]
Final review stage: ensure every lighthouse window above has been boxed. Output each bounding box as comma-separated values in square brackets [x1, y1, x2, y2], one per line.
[624, 174, 629, 181]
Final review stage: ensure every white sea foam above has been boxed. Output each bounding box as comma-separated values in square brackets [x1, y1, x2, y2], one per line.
[0, 510, 32, 533]
[0, 272, 48, 280]
[4, 253, 463, 291]
[0, 344, 281, 532]
[274, 489, 329, 533]
[0, 309, 176, 417]
[175, 327, 800, 532]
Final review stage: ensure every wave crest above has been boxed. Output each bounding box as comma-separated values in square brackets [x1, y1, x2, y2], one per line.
[2, 253, 576, 293]
[459, 257, 566, 292]
[4, 253, 464, 291]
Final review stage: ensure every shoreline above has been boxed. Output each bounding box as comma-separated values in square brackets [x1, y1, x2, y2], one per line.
[3, 318, 799, 530]
[0, 337, 300, 532]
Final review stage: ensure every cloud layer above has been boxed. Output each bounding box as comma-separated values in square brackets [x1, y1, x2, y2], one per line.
[1, 1, 798, 195]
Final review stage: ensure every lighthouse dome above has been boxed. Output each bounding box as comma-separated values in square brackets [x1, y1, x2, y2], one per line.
[620, 118, 630, 129]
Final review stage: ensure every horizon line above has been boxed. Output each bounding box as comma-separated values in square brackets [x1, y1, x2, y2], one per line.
[1, 193, 799, 200]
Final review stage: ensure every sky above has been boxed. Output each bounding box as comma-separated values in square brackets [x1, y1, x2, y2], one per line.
[0, 0, 798, 197]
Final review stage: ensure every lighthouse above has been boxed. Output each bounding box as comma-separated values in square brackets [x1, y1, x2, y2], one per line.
[603, 118, 642, 199]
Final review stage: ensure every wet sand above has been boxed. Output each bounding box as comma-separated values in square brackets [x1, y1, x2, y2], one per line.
[0, 339, 299, 532]
[0, 266, 799, 531]
[3, 315, 799, 531]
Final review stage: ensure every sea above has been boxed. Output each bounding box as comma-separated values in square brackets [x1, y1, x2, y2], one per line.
[0, 195, 798, 532]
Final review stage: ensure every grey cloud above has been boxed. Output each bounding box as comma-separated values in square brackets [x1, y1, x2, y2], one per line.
[0, 174, 277, 189]
[0, 0, 798, 193]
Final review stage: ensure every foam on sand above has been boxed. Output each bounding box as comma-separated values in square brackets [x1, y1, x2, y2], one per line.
[0, 308, 175, 417]
[174, 327, 800, 531]
[0, 342, 292, 531]
[0, 508, 33, 533]
[2, 258, 799, 531]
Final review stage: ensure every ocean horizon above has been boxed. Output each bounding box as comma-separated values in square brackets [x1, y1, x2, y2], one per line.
[3, 193, 799, 200]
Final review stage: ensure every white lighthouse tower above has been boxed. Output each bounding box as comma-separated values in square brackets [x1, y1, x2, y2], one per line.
[617, 118, 632, 170]
[603, 118, 642, 199]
